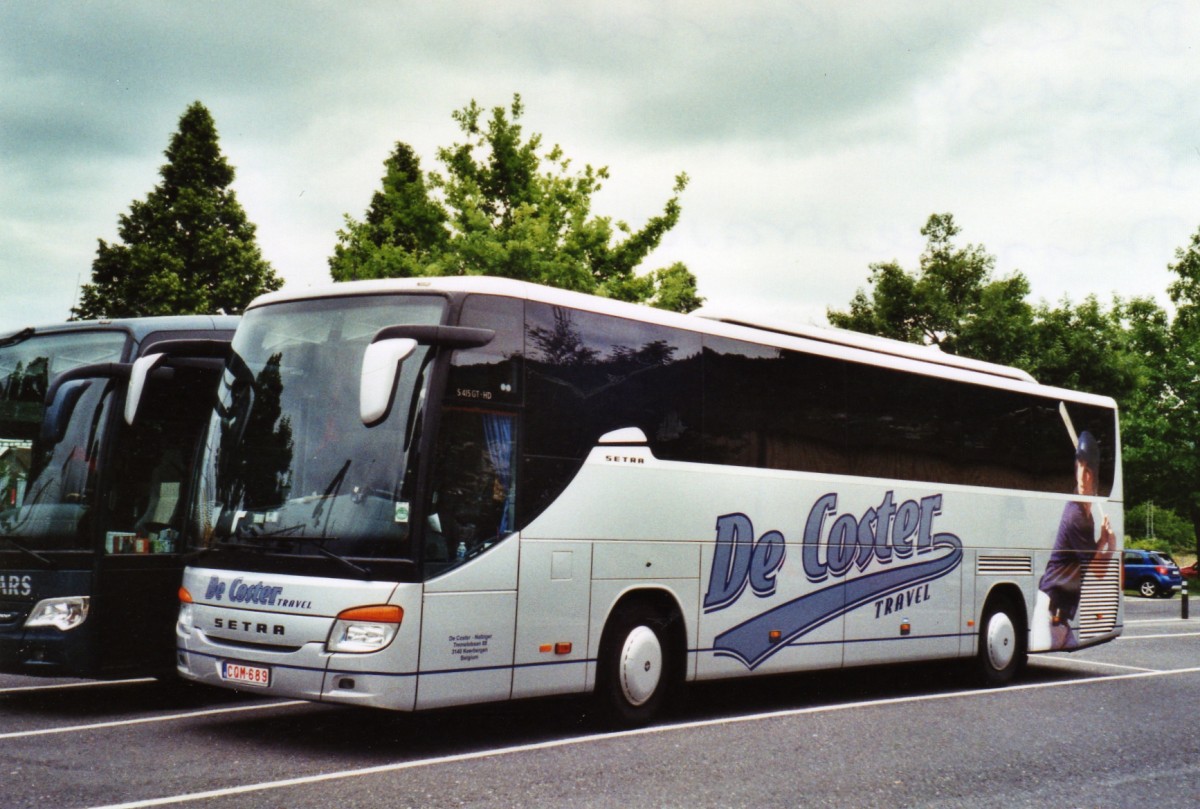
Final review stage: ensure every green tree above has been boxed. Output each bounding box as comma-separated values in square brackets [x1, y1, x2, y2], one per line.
[828, 212, 1179, 549]
[827, 212, 1153, 401]
[328, 142, 448, 281]
[329, 95, 702, 313]
[73, 102, 281, 320]
[828, 213, 1035, 364]
[1137, 222, 1200, 558]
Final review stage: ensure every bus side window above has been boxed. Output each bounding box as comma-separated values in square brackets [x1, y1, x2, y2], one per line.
[426, 408, 516, 568]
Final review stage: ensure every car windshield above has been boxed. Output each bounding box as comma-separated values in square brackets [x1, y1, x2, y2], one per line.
[192, 294, 446, 561]
[0, 331, 127, 550]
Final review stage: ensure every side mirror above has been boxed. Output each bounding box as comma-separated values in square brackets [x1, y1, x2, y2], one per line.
[125, 353, 168, 425]
[41, 380, 92, 445]
[360, 338, 418, 425]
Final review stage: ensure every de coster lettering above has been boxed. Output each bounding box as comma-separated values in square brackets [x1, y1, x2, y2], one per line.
[203, 576, 286, 607]
[703, 491, 963, 670]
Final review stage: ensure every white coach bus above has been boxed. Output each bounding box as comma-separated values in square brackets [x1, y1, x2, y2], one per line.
[176, 277, 1122, 724]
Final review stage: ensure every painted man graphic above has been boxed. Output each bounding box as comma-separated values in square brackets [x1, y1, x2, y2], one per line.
[1033, 430, 1116, 651]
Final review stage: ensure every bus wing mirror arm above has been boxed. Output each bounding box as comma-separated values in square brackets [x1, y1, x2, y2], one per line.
[125, 353, 167, 425]
[125, 339, 232, 426]
[360, 338, 419, 425]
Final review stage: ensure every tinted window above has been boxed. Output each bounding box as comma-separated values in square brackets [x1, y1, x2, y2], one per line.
[524, 302, 702, 462]
[703, 336, 847, 474]
[450, 295, 524, 407]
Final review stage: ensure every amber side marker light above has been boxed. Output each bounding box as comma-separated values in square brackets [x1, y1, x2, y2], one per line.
[768, 630, 782, 644]
[337, 605, 404, 623]
[178, 587, 193, 604]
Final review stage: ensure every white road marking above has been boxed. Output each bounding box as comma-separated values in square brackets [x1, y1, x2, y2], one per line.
[1035, 656, 1158, 673]
[1118, 631, 1200, 640]
[83, 665, 1200, 809]
[0, 701, 307, 740]
[0, 678, 155, 695]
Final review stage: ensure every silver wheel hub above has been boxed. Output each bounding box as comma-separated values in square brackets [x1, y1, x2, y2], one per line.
[619, 626, 663, 706]
[986, 612, 1016, 671]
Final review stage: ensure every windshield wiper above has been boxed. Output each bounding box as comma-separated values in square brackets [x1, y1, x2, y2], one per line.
[284, 536, 372, 580]
[0, 536, 56, 569]
[182, 538, 266, 564]
[312, 460, 351, 525]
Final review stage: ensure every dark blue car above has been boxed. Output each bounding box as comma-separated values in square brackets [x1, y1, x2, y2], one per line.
[1123, 549, 1183, 598]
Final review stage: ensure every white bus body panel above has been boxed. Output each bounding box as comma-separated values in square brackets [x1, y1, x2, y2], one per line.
[177, 568, 422, 711]
[511, 539, 592, 700]
[417, 536, 518, 710]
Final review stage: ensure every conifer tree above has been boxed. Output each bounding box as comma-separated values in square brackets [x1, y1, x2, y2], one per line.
[73, 102, 281, 319]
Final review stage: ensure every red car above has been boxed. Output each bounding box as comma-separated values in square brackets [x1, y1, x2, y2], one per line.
[1182, 561, 1198, 578]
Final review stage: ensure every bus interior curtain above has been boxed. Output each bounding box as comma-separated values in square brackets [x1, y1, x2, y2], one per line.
[482, 413, 514, 535]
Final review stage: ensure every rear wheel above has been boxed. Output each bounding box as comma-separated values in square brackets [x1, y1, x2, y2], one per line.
[976, 595, 1026, 687]
[597, 602, 678, 727]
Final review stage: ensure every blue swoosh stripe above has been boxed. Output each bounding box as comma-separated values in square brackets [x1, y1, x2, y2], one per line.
[714, 537, 963, 669]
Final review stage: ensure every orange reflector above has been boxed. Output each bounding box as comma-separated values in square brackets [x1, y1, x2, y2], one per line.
[768, 630, 782, 643]
[178, 587, 193, 604]
[539, 644, 553, 653]
[900, 622, 911, 636]
[336, 605, 404, 624]
[967, 620, 975, 628]
[554, 642, 572, 655]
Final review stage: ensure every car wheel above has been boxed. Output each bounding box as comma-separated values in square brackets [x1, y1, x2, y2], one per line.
[1139, 579, 1160, 598]
[975, 594, 1026, 687]
[597, 602, 678, 727]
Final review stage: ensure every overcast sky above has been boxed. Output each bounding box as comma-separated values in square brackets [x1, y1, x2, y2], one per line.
[3, 2, 1198, 330]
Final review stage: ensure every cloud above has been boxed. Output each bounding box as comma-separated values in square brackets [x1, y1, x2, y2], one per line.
[3, 1, 1199, 333]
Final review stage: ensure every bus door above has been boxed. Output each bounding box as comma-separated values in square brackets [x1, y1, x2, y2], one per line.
[95, 365, 218, 675]
[416, 407, 518, 709]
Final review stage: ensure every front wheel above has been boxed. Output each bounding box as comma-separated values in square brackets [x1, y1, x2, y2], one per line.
[1139, 579, 1160, 598]
[597, 603, 677, 727]
[975, 596, 1026, 687]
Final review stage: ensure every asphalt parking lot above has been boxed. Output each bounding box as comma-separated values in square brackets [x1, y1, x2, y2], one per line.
[2, 597, 1197, 808]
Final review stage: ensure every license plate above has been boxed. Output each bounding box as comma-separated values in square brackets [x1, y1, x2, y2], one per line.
[220, 660, 271, 687]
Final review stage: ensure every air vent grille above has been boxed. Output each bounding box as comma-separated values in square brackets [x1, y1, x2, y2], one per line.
[976, 555, 1033, 575]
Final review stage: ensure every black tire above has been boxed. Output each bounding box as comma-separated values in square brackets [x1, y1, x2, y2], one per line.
[1138, 579, 1160, 598]
[596, 602, 678, 728]
[975, 595, 1026, 687]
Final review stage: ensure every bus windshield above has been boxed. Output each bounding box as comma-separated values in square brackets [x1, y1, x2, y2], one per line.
[194, 294, 446, 562]
[0, 331, 127, 550]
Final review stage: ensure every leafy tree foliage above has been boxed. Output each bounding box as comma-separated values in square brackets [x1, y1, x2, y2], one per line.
[828, 213, 1035, 364]
[1127, 222, 1200, 556]
[1125, 502, 1194, 554]
[829, 212, 1186, 548]
[329, 95, 702, 313]
[73, 102, 281, 320]
[827, 212, 1151, 402]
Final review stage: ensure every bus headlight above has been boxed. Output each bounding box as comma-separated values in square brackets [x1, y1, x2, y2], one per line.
[24, 597, 90, 631]
[327, 605, 403, 653]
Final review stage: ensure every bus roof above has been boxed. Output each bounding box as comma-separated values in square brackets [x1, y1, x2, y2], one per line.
[246, 277, 1114, 408]
[0, 315, 240, 346]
